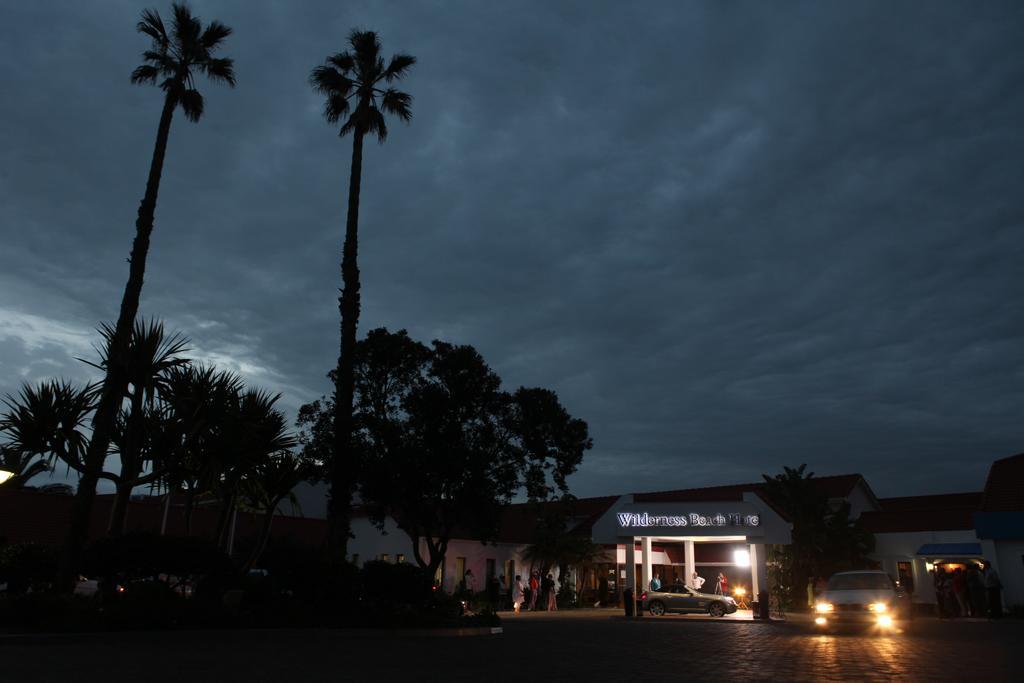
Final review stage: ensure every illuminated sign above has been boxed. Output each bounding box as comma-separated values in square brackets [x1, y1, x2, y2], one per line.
[616, 512, 760, 529]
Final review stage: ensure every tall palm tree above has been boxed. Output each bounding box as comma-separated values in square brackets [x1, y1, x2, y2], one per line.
[63, 3, 235, 587]
[309, 30, 414, 554]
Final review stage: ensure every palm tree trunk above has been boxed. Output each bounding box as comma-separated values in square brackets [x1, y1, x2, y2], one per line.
[183, 486, 195, 536]
[243, 498, 281, 573]
[160, 490, 171, 535]
[329, 128, 364, 556]
[58, 92, 177, 591]
[109, 390, 146, 537]
[108, 481, 134, 537]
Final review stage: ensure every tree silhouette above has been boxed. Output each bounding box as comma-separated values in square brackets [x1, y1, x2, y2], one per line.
[298, 328, 592, 577]
[309, 31, 414, 555]
[85, 319, 190, 535]
[61, 3, 235, 588]
[0, 444, 50, 489]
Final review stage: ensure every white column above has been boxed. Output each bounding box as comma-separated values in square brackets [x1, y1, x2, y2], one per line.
[641, 536, 652, 590]
[750, 543, 767, 598]
[625, 538, 636, 597]
[684, 540, 696, 588]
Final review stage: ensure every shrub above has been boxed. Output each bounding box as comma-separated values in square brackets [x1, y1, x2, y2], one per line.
[0, 543, 59, 595]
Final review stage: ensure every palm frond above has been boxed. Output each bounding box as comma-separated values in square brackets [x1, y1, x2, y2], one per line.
[309, 64, 353, 96]
[366, 106, 388, 142]
[171, 2, 202, 51]
[200, 20, 232, 49]
[130, 64, 160, 85]
[201, 57, 236, 86]
[324, 93, 350, 124]
[380, 88, 412, 122]
[382, 54, 416, 82]
[180, 88, 204, 122]
[349, 30, 382, 74]
[327, 52, 355, 74]
[137, 8, 169, 48]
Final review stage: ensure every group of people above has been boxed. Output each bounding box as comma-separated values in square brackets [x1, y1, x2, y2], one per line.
[510, 570, 559, 614]
[933, 562, 1003, 619]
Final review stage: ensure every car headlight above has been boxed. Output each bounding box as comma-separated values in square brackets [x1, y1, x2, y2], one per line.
[815, 602, 834, 613]
[868, 602, 888, 613]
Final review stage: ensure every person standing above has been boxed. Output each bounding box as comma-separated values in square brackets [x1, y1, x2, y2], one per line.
[719, 572, 729, 597]
[692, 572, 706, 591]
[546, 573, 558, 611]
[512, 575, 525, 614]
[967, 565, 986, 618]
[528, 571, 540, 611]
[983, 562, 1003, 619]
[951, 568, 968, 617]
[650, 574, 662, 591]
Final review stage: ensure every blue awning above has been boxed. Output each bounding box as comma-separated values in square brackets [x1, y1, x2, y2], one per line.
[915, 543, 982, 557]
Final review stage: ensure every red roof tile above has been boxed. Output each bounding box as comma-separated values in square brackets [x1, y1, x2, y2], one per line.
[859, 491, 982, 533]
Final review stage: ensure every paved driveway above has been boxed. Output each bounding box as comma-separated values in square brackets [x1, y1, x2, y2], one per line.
[1, 609, 1017, 682]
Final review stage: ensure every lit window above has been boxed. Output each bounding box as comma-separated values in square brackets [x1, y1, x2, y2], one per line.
[397, 554, 405, 564]
[381, 553, 390, 563]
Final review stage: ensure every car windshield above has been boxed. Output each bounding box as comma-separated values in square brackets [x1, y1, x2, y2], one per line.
[827, 573, 893, 591]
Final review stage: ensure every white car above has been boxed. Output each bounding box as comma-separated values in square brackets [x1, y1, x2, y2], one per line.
[814, 570, 910, 630]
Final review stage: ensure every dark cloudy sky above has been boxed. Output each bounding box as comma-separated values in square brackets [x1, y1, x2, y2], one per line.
[2, 0, 1022, 501]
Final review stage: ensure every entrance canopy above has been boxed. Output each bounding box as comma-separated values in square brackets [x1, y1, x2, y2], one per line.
[915, 542, 982, 557]
[590, 493, 792, 607]
[591, 493, 791, 546]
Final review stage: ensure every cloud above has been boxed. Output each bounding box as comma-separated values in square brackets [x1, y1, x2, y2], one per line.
[1, 0, 1022, 500]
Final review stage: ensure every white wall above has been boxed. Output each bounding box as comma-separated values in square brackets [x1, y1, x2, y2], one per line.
[871, 529, 979, 604]
[348, 515, 417, 566]
[842, 481, 879, 518]
[994, 540, 1024, 608]
[346, 516, 564, 595]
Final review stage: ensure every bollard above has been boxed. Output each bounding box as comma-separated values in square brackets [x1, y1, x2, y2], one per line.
[758, 591, 770, 620]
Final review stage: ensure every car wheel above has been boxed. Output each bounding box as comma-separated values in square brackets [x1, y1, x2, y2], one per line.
[708, 602, 726, 617]
[648, 601, 666, 616]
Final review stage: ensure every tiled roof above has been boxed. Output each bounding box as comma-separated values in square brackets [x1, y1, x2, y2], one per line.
[980, 453, 1024, 512]
[0, 489, 327, 549]
[632, 473, 866, 504]
[878, 492, 983, 512]
[487, 474, 869, 543]
[859, 492, 982, 533]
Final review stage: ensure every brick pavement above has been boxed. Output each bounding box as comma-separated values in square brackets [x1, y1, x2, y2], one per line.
[0, 609, 1017, 682]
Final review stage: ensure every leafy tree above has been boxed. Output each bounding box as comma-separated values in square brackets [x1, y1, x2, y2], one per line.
[86, 320, 190, 535]
[298, 328, 592, 577]
[240, 452, 313, 572]
[523, 500, 606, 605]
[761, 465, 875, 610]
[157, 365, 244, 535]
[65, 3, 235, 588]
[208, 388, 297, 551]
[1, 381, 97, 483]
[309, 31, 415, 555]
